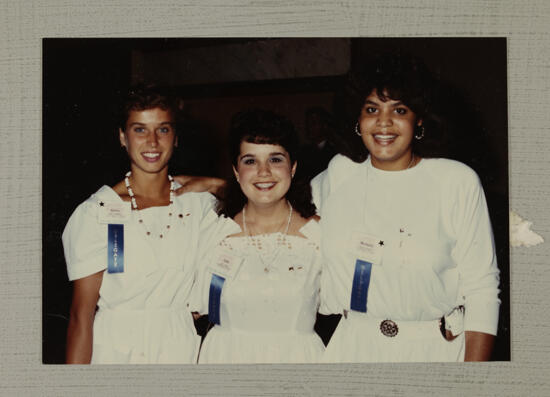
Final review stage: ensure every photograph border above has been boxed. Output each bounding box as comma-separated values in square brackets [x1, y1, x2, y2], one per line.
[42, 36, 510, 364]
[2, 1, 549, 396]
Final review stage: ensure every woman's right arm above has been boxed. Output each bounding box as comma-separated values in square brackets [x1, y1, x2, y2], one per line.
[65, 271, 103, 364]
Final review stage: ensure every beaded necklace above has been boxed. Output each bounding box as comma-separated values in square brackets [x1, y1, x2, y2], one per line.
[124, 171, 175, 238]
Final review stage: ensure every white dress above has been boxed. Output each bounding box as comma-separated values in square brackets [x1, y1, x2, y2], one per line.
[191, 219, 325, 364]
[62, 185, 235, 364]
[311, 155, 501, 362]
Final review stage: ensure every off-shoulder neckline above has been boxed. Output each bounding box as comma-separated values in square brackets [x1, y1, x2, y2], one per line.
[224, 217, 319, 240]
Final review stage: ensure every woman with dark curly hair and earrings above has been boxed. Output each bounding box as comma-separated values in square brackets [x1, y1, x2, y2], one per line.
[189, 109, 325, 363]
[312, 53, 500, 362]
[62, 85, 234, 364]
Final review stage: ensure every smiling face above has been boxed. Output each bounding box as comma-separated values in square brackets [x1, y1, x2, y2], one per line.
[233, 141, 296, 208]
[357, 90, 422, 170]
[119, 107, 177, 176]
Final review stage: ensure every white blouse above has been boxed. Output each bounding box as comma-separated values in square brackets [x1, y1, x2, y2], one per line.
[311, 155, 500, 335]
[62, 185, 237, 363]
[190, 220, 325, 363]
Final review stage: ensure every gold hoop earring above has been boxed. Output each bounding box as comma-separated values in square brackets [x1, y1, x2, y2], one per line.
[414, 125, 425, 140]
[355, 123, 362, 137]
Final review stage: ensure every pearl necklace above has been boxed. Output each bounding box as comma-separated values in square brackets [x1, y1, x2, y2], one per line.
[242, 202, 293, 273]
[124, 171, 175, 238]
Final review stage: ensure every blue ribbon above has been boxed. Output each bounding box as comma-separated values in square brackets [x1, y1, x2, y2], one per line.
[350, 259, 372, 312]
[208, 273, 226, 325]
[107, 224, 124, 273]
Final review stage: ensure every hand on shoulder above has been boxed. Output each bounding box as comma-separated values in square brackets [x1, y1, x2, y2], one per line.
[310, 214, 321, 223]
[173, 175, 226, 196]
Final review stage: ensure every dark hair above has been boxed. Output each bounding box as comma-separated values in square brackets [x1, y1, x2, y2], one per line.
[333, 52, 446, 162]
[117, 84, 180, 132]
[217, 109, 317, 219]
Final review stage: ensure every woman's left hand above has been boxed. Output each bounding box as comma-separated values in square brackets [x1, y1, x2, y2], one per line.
[464, 331, 495, 361]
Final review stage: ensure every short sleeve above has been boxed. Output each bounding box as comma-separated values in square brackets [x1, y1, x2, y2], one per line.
[298, 218, 321, 244]
[195, 192, 241, 262]
[62, 199, 108, 281]
[198, 191, 217, 216]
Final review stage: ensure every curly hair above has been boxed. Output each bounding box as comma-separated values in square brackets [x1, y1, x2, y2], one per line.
[333, 52, 447, 162]
[217, 109, 317, 219]
[117, 84, 181, 132]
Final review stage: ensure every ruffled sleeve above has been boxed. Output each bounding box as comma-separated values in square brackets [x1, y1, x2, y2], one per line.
[311, 154, 359, 216]
[196, 193, 242, 262]
[298, 217, 321, 244]
[62, 186, 117, 281]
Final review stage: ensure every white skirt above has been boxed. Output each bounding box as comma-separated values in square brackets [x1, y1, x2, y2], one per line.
[323, 312, 465, 363]
[198, 327, 325, 364]
[91, 308, 201, 364]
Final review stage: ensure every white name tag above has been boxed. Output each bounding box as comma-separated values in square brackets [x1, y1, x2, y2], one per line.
[98, 202, 131, 224]
[349, 231, 383, 265]
[208, 250, 243, 280]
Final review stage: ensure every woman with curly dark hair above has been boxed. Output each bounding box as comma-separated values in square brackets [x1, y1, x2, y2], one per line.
[313, 53, 500, 362]
[190, 109, 325, 363]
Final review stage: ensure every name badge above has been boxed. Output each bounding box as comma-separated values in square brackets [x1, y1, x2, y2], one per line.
[349, 231, 383, 265]
[107, 224, 124, 273]
[350, 259, 372, 313]
[98, 202, 131, 224]
[208, 274, 225, 325]
[208, 250, 243, 280]
[349, 231, 382, 313]
[207, 250, 243, 325]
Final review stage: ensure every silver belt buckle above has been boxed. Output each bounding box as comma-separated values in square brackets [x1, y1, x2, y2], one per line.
[380, 319, 398, 337]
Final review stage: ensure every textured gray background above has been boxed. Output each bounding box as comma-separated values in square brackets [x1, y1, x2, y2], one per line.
[1, 0, 549, 396]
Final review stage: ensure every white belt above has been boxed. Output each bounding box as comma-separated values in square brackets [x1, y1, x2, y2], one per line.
[342, 308, 464, 339]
